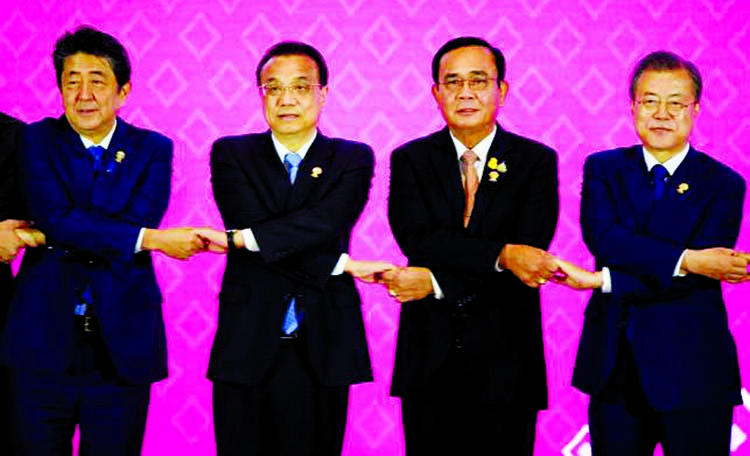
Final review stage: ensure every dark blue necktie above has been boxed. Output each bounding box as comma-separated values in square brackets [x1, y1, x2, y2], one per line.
[652, 164, 669, 200]
[89, 145, 105, 173]
[282, 152, 303, 335]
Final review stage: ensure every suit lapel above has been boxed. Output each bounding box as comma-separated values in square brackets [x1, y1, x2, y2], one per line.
[469, 126, 509, 230]
[647, 148, 700, 236]
[55, 117, 96, 206]
[428, 129, 464, 227]
[287, 133, 334, 209]
[622, 147, 654, 233]
[241, 132, 291, 211]
[91, 119, 131, 209]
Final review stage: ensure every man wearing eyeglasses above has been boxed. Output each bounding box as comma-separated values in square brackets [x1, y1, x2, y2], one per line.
[384, 36, 560, 455]
[555, 51, 749, 454]
[208, 41, 393, 456]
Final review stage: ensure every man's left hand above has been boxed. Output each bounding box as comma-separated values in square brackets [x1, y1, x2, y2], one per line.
[380, 266, 434, 302]
[0, 219, 30, 263]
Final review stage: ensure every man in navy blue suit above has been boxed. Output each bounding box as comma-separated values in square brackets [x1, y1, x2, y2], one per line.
[0, 26, 226, 455]
[556, 51, 750, 455]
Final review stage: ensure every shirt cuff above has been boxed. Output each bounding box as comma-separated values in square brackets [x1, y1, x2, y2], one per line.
[601, 267, 612, 293]
[430, 272, 444, 300]
[331, 253, 349, 276]
[495, 253, 504, 272]
[241, 228, 260, 252]
[674, 250, 688, 277]
[135, 228, 146, 253]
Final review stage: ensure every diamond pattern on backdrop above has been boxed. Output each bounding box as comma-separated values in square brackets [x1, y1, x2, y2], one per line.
[3, 1, 750, 455]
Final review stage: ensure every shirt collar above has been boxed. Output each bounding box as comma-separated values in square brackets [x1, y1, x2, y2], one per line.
[642, 143, 690, 176]
[80, 119, 117, 150]
[271, 130, 318, 162]
[449, 125, 497, 165]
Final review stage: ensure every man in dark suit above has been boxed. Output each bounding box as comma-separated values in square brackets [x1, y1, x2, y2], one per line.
[0, 112, 35, 456]
[384, 36, 560, 455]
[556, 51, 749, 455]
[209, 41, 392, 456]
[0, 26, 226, 455]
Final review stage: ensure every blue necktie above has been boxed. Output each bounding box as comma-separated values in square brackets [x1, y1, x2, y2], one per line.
[284, 152, 302, 184]
[282, 153, 303, 335]
[652, 164, 669, 200]
[89, 145, 106, 173]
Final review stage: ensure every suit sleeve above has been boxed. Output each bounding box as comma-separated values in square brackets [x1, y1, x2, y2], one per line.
[389, 144, 559, 299]
[19, 123, 172, 263]
[211, 139, 374, 287]
[581, 154, 745, 294]
[0, 115, 23, 220]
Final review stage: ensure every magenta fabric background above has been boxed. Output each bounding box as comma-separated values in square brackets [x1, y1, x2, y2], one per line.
[2, 0, 750, 454]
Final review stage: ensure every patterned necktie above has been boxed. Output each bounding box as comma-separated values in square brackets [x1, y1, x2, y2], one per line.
[284, 152, 302, 184]
[89, 145, 105, 173]
[282, 152, 303, 335]
[652, 164, 669, 200]
[461, 149, 480, 227]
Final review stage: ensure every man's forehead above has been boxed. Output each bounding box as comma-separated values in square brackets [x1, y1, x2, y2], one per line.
[636, 69, 693, 90]
[260, 54, 318, 81]
[439, 46, 495, 74]
[63, 53, 114, 74]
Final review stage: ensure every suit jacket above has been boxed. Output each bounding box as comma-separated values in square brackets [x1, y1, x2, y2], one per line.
[208, 131, 374, 387]
[0, 116, 173, 385]
[0, 113, 23, 323]
[572, 145, 745, 411]
[388, 125, 559, 410]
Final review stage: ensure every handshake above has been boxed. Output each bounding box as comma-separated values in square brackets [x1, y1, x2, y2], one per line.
[142, 227, 228, 260]
[0, 220, 230, 263]
[0, 220, 45, 263]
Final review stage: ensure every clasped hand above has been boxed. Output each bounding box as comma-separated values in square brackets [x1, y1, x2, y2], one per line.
[0, 219, 45, 263]
[143, 227, 228, 260]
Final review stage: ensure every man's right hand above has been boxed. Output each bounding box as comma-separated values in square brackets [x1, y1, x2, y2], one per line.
[344, 259, 396, 283]
[142, 228, 217, 260]
[0, 219, 30, 263]
[552, 258, 603, 290]
[498, 244, 558, 288]
[15, 227, 46, 248]
[681, 247, 750, 283]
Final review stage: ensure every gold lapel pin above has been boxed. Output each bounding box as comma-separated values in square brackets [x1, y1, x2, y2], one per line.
[115, 150, 126, 163]
[311, 167, 323, 178]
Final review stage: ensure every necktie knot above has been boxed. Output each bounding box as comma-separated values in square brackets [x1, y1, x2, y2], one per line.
[461, 149, 479, 166]
[89, 145, 105, 172]
[652, 164, 669, 199]
[284, 153, 302, 183]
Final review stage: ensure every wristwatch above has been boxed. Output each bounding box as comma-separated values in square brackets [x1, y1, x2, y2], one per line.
[226, 229, 237, 252]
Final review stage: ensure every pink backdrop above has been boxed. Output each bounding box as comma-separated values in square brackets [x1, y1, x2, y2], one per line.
[2, 0, 750, 454]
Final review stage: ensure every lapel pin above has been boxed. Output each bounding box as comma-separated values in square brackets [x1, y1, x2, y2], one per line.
[676, 182, 689, 195]
[311, 167, 322, 178]
[486, 157, 507, 181]
[115, 150, 126, 163]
